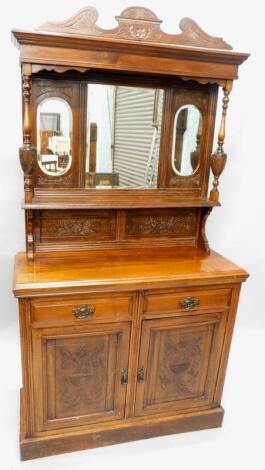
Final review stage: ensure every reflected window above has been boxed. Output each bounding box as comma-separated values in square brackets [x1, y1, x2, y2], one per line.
[85, 84, 164, 188]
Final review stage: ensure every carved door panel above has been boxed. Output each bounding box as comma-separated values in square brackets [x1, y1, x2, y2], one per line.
[135, 312, 227, 417]
[32, 322, 130, 432]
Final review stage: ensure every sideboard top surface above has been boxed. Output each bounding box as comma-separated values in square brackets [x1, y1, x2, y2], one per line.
[13, 247, 248, 297]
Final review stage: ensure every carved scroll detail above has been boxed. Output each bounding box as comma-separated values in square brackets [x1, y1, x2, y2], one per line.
[198, 208, 212, 253]
[210, 87, 230, 202]
[19, 71, 36, 203]
[37, 7, 232, 50]
[39, 212, 116, 241]
[126, 210, 197, 237]
[37, 174, 72, 185]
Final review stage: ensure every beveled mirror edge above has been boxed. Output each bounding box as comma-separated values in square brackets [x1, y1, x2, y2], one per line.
[171, 104, 203, 178]
[37, 97, 73, 177]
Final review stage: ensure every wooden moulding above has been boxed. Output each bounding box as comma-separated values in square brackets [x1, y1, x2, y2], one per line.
[12, 7, 249, 81]
[20, 387, 224, 460]
[23, 191, 220, 210]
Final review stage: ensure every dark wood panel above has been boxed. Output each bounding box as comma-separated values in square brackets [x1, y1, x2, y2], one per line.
[31, 79, 87, 188]
[135, 311, 227, 416]
[125, 209, 198, 239]
[35, 210, 116, 242]
[158, 84, 218, 196]
[32, 321, 131, 431]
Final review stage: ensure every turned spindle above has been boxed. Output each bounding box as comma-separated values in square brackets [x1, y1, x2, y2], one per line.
[210, 85, 231, 202]
[19, 67, 36, 203]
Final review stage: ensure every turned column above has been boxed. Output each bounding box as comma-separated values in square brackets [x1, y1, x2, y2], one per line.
[19, 64, 36, 203]
[210, 81, 232, 202]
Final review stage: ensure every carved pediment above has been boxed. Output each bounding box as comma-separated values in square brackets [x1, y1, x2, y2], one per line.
[37, 6, 232, 50]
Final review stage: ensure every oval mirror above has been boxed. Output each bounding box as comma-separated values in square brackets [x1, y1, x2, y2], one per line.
[37, 98, 72, 176]
[172, 104, 202, 176]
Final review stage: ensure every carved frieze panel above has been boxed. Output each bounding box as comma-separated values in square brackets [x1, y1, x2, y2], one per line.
[125, 209, 198, 238]
[35, 210, 116, 242]
[37, 7, 232, 50]
[34, 84, 74, 100]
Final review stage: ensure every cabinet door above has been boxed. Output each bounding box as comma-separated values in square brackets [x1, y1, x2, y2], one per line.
[135, 312, 227, 417]
[32, 322, 130, 432]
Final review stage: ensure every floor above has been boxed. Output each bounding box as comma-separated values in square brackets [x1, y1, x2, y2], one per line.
[1, 322, 264, 470]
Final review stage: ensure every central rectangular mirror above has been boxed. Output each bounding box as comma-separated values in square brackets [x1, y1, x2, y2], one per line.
[85, 84, 164, 188]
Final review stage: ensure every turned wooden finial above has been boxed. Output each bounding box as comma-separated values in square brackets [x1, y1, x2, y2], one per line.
[210, 83, 232, 202]
[19, 65, 36, 203]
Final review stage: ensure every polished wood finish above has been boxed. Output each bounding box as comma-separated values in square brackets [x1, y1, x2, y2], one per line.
[14, 247, 247, 459]
[32, 321, 131, 432]
[134, 312, 227, 416]
[210, 84, 232, 202]
[12, 6, 249, 460]
[13, 247, 248, 296]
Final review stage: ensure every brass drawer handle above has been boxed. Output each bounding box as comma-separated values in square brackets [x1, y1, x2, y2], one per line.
[73, 305, 96, 319]
[179, 296, 200, 310]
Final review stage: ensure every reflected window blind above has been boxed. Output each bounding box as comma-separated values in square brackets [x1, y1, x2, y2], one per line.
[113, 87, 163, 187]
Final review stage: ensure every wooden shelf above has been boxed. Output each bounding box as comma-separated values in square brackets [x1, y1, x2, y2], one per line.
[23, 190, 220, 210]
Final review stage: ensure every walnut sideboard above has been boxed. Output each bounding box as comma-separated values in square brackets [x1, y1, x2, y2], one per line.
[13, 248, 248, 460]
[12, 6, 249, 460]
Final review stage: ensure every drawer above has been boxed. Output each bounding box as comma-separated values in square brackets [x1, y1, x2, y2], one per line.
[143, 288, 231, 316]
[31, 294, 133, 326]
